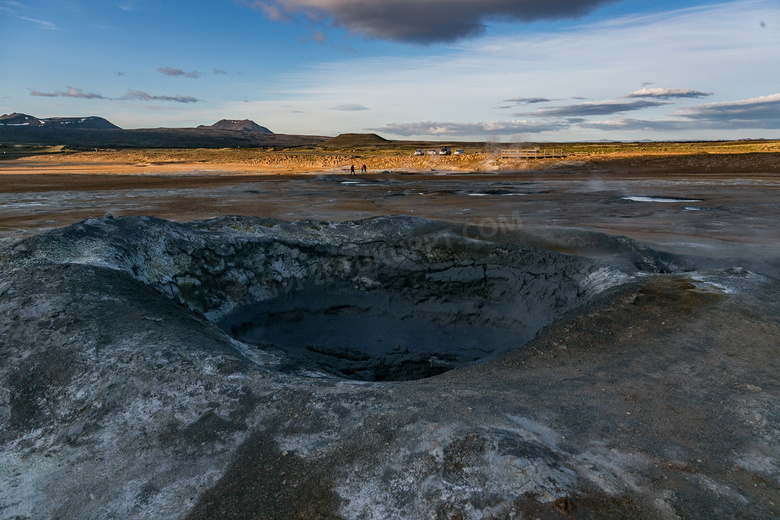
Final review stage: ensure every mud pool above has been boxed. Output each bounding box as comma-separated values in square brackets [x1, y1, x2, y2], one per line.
[2, 170, 780, 267]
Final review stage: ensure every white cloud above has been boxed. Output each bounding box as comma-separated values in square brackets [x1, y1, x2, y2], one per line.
[121, 90, 200, 103]
[505, 97, 553, 105]
[18, 16, 57, 29]
[30, 86, 107, 99]
[117, 1, 137, 11]
[331, 104, 369, 111]
[624, 88, 713, 100]
[158, 66, 200, 79]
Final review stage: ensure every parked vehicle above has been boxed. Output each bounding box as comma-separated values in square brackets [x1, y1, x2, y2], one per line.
[439, 147, 451, 156]
[414, 149, 425, 156]
[427, 149, 438, 155]
[453, 149, 465, 155]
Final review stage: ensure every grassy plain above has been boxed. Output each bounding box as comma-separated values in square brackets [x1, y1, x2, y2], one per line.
[2, 138, 780, 176]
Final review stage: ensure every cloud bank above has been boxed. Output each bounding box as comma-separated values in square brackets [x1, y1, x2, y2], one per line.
[242, 0, 619, 43]
[29, 86, 200, 104]
[580, 119, 692, 132]
[674, 93, 780, 129]
[374, 89, 780, 138]
[575, 94, 780, 132]
[516, 100, 669, 118]
[372, 120, 568, 137]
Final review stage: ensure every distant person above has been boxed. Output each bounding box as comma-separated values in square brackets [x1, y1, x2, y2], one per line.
[361, 164, 367, 173]
[350, 164, 355, 175]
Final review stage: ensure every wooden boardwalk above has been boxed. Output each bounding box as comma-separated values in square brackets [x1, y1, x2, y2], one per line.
[500, 149, 567, 159]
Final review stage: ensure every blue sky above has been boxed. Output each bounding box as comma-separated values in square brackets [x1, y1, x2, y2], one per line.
[1, 0, 778, 141]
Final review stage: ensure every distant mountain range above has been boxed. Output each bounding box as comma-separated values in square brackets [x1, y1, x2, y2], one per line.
[0, 112, 119, 130]
[0, 113, 332, 149]
[0, 113, 275, 133]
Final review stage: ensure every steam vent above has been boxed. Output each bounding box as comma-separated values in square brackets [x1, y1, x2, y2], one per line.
[2, 215, 779, 519]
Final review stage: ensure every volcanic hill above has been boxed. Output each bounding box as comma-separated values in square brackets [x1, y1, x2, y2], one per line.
[198, 119, 273, 133]
[322, 133, 390, 148]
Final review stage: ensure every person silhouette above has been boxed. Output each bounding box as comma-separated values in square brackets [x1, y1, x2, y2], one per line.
[361, 164, 367, 173]
[350, 164, 355, 175]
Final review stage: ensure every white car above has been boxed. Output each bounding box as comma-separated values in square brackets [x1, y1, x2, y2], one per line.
[453, 149, 465, 155]
[414, 149, 425, 156]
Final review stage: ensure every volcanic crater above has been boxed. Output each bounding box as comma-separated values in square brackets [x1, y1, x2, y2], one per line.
[20, 215, 668, 381]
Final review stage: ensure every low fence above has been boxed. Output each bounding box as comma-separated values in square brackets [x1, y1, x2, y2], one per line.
[500, 149, 567, 159]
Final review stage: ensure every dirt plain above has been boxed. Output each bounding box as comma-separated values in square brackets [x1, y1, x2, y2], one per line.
[2, 143, 780, 261]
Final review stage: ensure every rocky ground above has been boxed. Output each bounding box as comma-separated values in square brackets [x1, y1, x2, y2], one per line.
[1, 148, 779, 518]
[0, 214, 779, 519]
